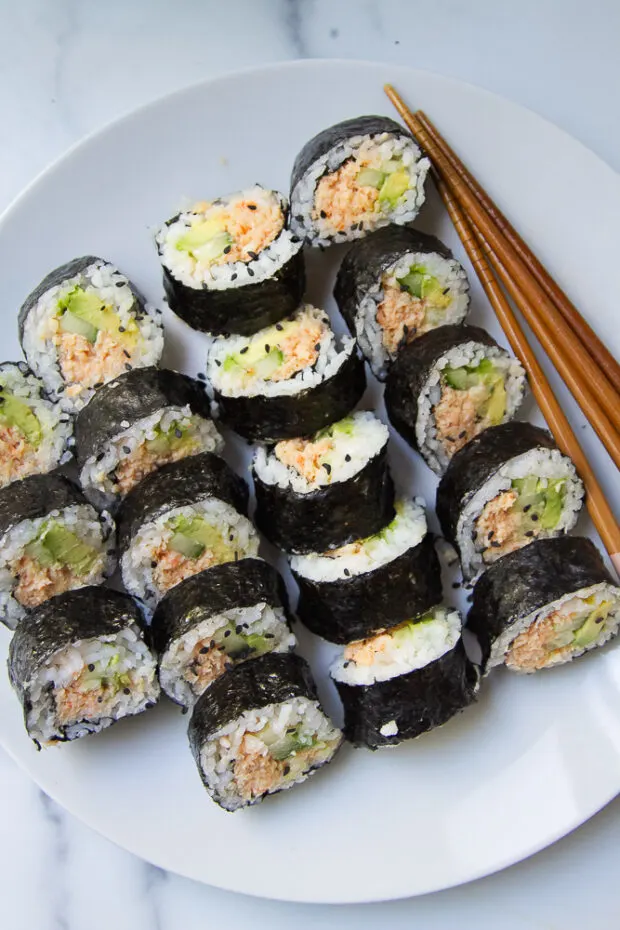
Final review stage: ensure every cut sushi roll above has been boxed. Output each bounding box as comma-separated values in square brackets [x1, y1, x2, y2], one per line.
[436, 422, 584, 581]
[75, 367, 223, 508]
[385, 325, 527, 474]
[334, 227, 470, 379]
[0, 361, 73, 488]
[188, 652, 342, 811]
[157, 185, 305, 335]
[118, 452, 257, 610]
[467, 536, 620, 673]
[19, 256, 164, 413]
[332, 606, 478, 749]
[152, 559, 296, 708]
[290, 116, 430, 247]
[8, 586, 159, 747]
[253, 411, 394, 553]
[291, 499, 442, 643]
[0, 473, 115, 630]
[206, 303, 366, 443]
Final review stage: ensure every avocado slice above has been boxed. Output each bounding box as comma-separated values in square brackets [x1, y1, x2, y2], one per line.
[223, 334, 285, 380]
[26, 521, 98, 575]
[356, 167, 385, 188]
[57, 286, 138, 348]
[268, 724, 315, 761]
[378, 170, 409, 207]
[175, 219, 232, 261]
[540, 480, 566, 530]
[573, 604, 611, 649]
[0, 391, 42, 446]
[486, 379, 507, 425]
[167, 516, 233, 562]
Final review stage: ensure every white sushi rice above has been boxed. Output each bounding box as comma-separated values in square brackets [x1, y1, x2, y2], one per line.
[121, 498, 259, 610]
[199, 696, 342, 811]
[80, 404, 224, 505]
[27, 626, 159, 744]
[22, 260, 164, 412]
[457, 448, 584, 580]
[159, 603, 296, 707]
[358, 251, 470, 379]
[253, 411, 388, 493]
[416, 341, 527, 475]
[157, 186, 301, 290]
[331, 607, 462, 686]
[290, 133, 430, 247]
[291, 497, 427, 582]
[0, 505, 115, 630]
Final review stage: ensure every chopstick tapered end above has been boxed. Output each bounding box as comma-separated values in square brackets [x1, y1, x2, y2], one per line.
[610, 552, 620, 579]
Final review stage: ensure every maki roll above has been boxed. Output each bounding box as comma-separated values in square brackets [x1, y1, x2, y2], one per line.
[8, 586, 159, 747]
[188, 652, 342, 811]
[385, 325, 527, 474]
[156, 185, 305, 335]
[19, 256, 164, 413]
[290, 116, 429, 247]
[152, 559, 296, 708]
[0, 473, 115, 630]
[117, 453, 258, 609]
[0, 361, 73, 487]
[291, 499, 442, 643]
[206, 303, 365, 443]
[75, 367, 223, 508]
[467, 536, 620, 673]
[253, 411, 394, 553]
[436, 422, 584, 580]
[334, 227, 470, 379]
[332, 606, 478, 749]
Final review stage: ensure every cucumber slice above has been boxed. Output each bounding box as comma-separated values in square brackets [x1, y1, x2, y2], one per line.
[356, 168, 385, 188]
[168, 533, 205, 559]
[0, 391, 42, 446]
[60, 310, 98, 343]
[378, 170, 409, 207]
[443, 367, 469, 390]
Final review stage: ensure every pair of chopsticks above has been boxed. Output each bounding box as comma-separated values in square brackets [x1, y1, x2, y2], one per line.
[384, 85, 620, 574]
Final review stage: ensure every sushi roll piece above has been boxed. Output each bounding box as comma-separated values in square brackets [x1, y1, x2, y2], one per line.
[75, 367, 223, 508]
[436, 421, 584, 581]
[332, 606, 478, 749]
[467, 536, 620, 673]
[0, 473, 115, 630]
[8, 586, 159, 747]
[206, 303, 366, 443]
[117, 452, 258, 610]
[19, 256, 164, 413]
[0, 361, 73, 488]
[152, 559, 296, 708]
[334, 227, 470, 379]
[188, 652, 343, 811]
[156, 185, 305, 335]
[290, 115, 430, 247]
[291, 499, 442, 643]
[385, 324, 527, 474]
[253, 411, 394, 553]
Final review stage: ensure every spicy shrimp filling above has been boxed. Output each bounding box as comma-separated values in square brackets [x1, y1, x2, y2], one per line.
[110, 417, 208, 497]
[434, 357, 510, 457]
[377, 265, 453, 354]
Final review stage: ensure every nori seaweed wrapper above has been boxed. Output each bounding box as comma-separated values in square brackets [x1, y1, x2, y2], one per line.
[334, 226, 456, 335]
[212, 347, 366, 443]
[335, 639, 478, 749]
[0, 472, 88, 538]
[436, 421, 558, 548]
[467, 536, 615, 670]
[151, 558, 290, 656]
[161, 249, 306, 336]
[253, 443, 394, 554]
[116, 452, 248, 553]
[293, 533, 442, 643]
[74, 367, 213, 468]
[385, 324, 500, 452]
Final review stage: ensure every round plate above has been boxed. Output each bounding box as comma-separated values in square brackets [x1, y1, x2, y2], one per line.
[1, 60, 620, 904]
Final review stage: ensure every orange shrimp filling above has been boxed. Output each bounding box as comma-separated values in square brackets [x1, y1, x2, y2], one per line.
[191, 197, 283, 266]
[313, 159, 379, 233]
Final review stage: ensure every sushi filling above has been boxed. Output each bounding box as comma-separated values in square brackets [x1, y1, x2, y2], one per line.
[207, 304, 355, 398]
[199, 697, 342, 811]
[122, 499, 259, 608]
[160, 604, 296, 706]
[254, 411, 388, 493]
[291, 498, 427, 582]
[157, 186, 301, 289]
[331, 606, 461, 686]
[80, 405, 223, 501]
[27, 626, 159, 744]
[0, 365, 72, 488]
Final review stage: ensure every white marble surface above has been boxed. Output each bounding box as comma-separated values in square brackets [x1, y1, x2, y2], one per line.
[1, 1, 620, 927]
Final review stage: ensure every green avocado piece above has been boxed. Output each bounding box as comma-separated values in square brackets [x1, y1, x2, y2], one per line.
[269, 725, 315, 761]
[573, 606, 610, 648]
[356, 167, 385, 188]
[224, 340, 285, 380]
[30, 521, 98, 575]
[57, 286, 132, 344]
[176, 219, 232, 260]
[0, 391, 42, 446]
[168, 516, 232, 562]
[486, 379, 507, 425]
[540, 481, 566, 530]
[378, 169, 409, 207]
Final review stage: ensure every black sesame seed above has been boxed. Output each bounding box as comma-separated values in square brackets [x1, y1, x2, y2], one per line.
[125, 363, 132, 371]
[458, 430, 467, 439]
[197, 372, 206, 380]
[525, 530, 535, 537]
[215, 359, 221, 367]
[283, 765, 290, 775]
[223, 245, 232, 254]
[343, 661, 350, 668]
[123, 349, 131, 359]
[314, 343, 320, 352]
[235, 625, 243, 635]
[175, 428, 183, 439]
[265, 345, 270, 353]
[523, 504, 531, 513]
[452, 582, 461, 589]
[595, 616, 605, 623]
[358, 222, 364, 231]
[88, 663, 95, 672]
[296, 214, 304, 222]
[275, 323, 283, 331]
[240, 346, 248, 354]
[234, 551, 239, 560]
[229, 533, 234, 541]
[320, 210, 327, 218]
[487, 531, 494, 540]
[248, 251, 258, 260]
[264, 633, 275, 639]
[531, 513, 539, 522]
[200, 646, 209, 654]
[490, 540, 501, 548]
[123, 687, 131, 695]
[442, 287, 450, 295]
[248, 204, 257, 211]
[345, 454, 351, 462]
[344, 568, 350, 576]
[122, 446, 131, 455]
[96, 452, 105, 462]
[182, 706, 189, 715]
[322, 462, 331, 474]
[151, 561, 157, 569]
[247, 268, 255, 277]
[231, 273, 238, 281]
[224, 630, 231, 638]
[97, 696, 103, 703]
[94, 381, 103, 389]
[402, 324, 409, 335]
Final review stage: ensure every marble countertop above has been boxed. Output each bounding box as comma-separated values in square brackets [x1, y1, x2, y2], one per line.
[1, 2, 620, 927]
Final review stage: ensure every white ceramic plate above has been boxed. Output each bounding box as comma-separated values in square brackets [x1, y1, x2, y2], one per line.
[1, 60, 620, 904]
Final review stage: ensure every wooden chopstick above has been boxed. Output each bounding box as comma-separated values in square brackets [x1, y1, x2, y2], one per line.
[384, 84, 620, 462]
[415, 110, 620, 390]
[383, 85, 620, 571]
